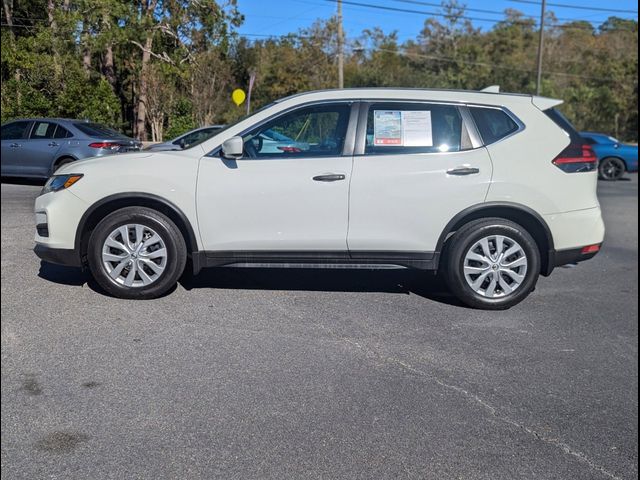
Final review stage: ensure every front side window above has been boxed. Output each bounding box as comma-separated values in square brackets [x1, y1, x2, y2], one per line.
[1, 121, 31, 140]
[242, 104, 351, 158]
[364, 103, 464, 155]
[30, 121, 57, 139]
[470, 107, 519, 145]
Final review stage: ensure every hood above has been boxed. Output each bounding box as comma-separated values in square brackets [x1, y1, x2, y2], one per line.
[56, 152, 155, 174]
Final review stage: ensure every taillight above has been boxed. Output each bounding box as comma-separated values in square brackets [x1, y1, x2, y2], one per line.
[277, 146, 303, 153]
[89, 142, 122, 150]
[581, 244, 601, 254]
[552, 144, 597, 173]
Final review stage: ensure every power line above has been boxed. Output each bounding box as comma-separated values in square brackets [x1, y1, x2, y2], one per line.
[507, 0, 638, 14]
[391, 0, 627, 24]
[367, 46, 627, 83]
[320, 0, 638, 31]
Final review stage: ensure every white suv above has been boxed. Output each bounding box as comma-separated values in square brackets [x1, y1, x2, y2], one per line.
[34, 88, 605, 309]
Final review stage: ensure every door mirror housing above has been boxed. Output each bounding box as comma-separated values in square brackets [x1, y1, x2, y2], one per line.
[221, 136, 244, 159]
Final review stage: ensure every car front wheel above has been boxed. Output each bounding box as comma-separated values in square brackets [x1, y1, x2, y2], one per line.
[443, 218, 541, 310]
[87, 207, 187, 299]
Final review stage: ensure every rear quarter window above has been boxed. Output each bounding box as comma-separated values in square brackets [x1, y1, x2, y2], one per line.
[470, 107, 520, 145]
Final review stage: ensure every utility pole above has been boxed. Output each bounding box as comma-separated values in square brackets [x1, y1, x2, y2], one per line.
[337, 0, 344, 89]
[535, 0, 547, 96]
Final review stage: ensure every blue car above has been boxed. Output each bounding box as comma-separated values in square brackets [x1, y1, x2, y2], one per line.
[580, 132, 638, 181]
[1, 118, 141, 179]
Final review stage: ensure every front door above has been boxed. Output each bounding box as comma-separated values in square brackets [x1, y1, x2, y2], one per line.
[347, 101, 493, 254]
[196, 102, 356, 253]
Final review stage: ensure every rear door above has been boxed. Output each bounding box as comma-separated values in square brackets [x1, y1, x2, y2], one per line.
[1, 120, 32, 176]
[347, 101, 493, 255]
[21, 121, 63, 176]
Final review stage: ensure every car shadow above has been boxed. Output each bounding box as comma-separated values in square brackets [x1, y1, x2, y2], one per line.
[37, 261, 465, 307]
[1, 177, 47, 186]
[180, 267, 466, 307]
[37, 263, 89, 287]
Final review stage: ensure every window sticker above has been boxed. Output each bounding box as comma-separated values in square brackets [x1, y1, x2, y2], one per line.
[373, 110, 433, 146]
[373, 111, 402, 145]
[35, 123, 50, 137]
[402, 110, 433, 147]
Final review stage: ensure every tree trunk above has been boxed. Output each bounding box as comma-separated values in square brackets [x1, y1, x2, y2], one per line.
[134, 34, 154, 141]
[103, 44, 117, 90]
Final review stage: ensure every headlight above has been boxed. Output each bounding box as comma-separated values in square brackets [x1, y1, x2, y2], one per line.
[41, 174, 83, 195]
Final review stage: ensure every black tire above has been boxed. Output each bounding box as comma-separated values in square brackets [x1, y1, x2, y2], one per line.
[442, 218, 541, 310]
[51, 157, 75, 175]
[87, 207, 187, 299]
[598, 157, 626, 181]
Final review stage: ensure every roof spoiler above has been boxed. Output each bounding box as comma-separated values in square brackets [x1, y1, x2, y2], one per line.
[532, 96, 564, 111]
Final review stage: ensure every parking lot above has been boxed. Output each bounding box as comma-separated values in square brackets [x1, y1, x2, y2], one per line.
[1, 176, 637, 479]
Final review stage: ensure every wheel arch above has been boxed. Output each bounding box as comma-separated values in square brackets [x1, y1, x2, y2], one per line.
[75, 193, 199, 265]
[51, 154, 78, 175]
[436, 202, 555, 275]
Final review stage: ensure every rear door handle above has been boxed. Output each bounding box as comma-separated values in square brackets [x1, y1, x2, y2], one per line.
[10, 143, 21, 148]
[447, 166, 480, 176]
[48, 142, 59, 147]
[313, 174, 346, 182]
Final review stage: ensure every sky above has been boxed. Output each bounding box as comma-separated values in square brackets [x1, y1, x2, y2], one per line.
[234, 0, 639, 43]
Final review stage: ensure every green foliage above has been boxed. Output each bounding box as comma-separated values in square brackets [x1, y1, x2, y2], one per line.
[0, 1, 637, 142]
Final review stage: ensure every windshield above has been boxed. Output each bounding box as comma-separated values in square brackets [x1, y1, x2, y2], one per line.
[73, 122, 127, 138]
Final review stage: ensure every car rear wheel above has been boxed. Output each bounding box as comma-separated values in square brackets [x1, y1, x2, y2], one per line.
[443, 218, 541, 310]
[87, 207, 186, 299]
[598, 157, 626, 181]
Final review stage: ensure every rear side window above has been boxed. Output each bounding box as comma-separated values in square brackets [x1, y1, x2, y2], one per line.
[30, 121, 57, 139]
[365, 103, 464, 154]
[54, 125, 73, 139]
[1, 121, 31, 140]
[470, 107, 519, 145]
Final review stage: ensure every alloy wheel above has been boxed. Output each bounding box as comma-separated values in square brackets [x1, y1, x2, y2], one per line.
[463, 234, 528, 298]
[101, 224, 168, 288]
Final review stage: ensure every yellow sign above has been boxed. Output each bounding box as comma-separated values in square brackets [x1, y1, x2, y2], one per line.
[232, 89, 246, 106]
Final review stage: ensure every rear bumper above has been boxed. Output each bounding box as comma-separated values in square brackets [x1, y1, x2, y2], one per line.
[544, 244, 601, 276]
[34, 244, 82, 267]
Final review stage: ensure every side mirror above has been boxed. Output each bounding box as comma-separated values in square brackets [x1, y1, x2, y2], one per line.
[178, 138, 187, 149]
[221, 136, 244, 159]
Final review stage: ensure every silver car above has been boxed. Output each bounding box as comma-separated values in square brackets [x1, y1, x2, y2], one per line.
[0, 118, 141, 178]
[145, 125, 225, 152]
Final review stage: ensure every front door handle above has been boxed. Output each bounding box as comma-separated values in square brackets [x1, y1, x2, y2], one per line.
[10, 143, 21, 148]
[313, 174, 346, 182]
[447, 166, 480, 176]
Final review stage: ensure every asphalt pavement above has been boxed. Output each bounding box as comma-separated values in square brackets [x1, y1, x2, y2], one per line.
[1, 175, 638, 479]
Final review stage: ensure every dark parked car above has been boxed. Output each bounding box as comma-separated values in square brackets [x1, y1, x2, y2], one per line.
[580, 132, 638, 181]
[1, 118, 141, 178]
[145, 125, 224, 152]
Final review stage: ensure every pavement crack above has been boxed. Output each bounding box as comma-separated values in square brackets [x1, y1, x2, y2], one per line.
[320, 325, 623, 480]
